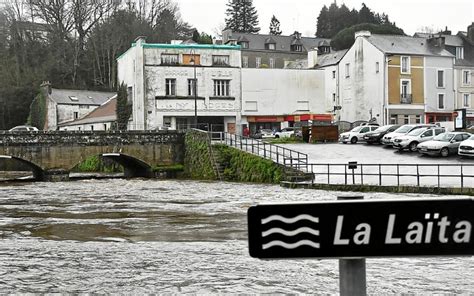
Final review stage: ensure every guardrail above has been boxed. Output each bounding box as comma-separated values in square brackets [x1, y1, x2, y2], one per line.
[212, 132, 309, 169]
[289, 162, 473, 189]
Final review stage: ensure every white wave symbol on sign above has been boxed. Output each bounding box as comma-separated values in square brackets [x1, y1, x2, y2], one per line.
[261, 214, 319, 224]
[260, 215, 320, 250]
[262, 240, 320, 250]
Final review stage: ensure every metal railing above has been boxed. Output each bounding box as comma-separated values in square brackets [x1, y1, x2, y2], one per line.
[400, 94, 413, 104]
[213, 132, 309, 169]
[288, 162, 473, 189]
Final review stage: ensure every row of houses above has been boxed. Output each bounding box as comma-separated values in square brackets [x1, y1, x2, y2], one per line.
[44, 23, 474, 134]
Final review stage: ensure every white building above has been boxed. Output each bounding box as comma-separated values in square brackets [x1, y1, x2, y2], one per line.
[40, 82, 116, 130]
[58, 96, 117, 131]
[338, 32, 455, 125]
[117, 37, 330, 134]
[117, 37, 242, 133]
[241, 68, 327, 133]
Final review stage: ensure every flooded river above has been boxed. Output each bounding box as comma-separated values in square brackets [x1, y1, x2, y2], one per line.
[0, 179, 472, 294]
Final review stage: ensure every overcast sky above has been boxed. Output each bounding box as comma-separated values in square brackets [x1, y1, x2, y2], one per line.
[175, 0, 474, 37]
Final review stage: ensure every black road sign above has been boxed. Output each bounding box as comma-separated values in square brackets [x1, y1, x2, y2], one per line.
[248, 198, 474, 259]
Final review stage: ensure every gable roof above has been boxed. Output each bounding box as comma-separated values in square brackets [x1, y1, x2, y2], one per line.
[413, 33, 464, 47]
[366, 34, 454, 57]
[224, 30, 329, 53]
[59, 96, 117, 127]
[50, 89, 116, 105]
[316, 49, 349, 68]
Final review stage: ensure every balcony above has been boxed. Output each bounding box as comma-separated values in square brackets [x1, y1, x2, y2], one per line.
[400, 94, 412, 104]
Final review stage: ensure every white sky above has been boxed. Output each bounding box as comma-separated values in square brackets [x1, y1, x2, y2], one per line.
[175, 0, 474, 37]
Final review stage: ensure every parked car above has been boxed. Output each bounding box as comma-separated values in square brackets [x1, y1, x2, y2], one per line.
[458, 134, 474, 157]
[8, 125, 39, 132]
[274, 127, 298, 138]
[381, 124, 436, 146]
[252, 129, 275, 139]
[393, 127, 445, 152]
[363, 124, 400, 144]
[339, 125, 379, 144]
[417, 132, 472, 157]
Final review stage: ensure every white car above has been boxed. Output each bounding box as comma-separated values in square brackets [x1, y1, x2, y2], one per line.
[8, 125, 39, 132]
[392, 127, 445, 152]
[458, 134, 474, 157]
[339, 125, 378, 144]
[274, 127, 297, 138]
[418, 132, 472, 157]
[381, 124, 436, 146]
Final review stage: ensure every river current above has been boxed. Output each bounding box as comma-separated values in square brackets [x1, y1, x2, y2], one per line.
[0, 179, 472, 294]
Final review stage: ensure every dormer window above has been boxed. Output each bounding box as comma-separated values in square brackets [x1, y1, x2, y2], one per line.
[456, 47, 464, 59]
[291, 44, 303, 52]
[265, 43, 276, 50]
[239, 41, 249, 49]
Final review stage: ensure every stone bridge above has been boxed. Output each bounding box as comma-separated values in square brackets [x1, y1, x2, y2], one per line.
[0, 130, 185, 181]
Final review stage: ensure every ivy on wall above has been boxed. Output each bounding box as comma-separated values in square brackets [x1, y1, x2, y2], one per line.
[213, 144, 284, 184]
[28, 91, 46, 129]
[184, 130, 217, 180]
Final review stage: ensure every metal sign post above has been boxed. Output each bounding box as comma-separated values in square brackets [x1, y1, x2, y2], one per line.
[247, 197, 474, 294]
[338, 196, 366, 296]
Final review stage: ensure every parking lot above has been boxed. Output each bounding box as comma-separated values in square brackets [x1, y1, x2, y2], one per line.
[279, 142, 473, 188]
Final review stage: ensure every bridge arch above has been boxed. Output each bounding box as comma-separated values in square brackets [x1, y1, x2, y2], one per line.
[0, 155, 46, 180]
[100, 153, 153, 178]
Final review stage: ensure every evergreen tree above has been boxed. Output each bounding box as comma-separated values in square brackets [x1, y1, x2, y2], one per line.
[192, 29, 200, 42]
[116, 83, 132, 131]
[316, 5, 329, 37]
[225, 0, 260, 33]
[358, 3, 376, 24]
[269, 15, 282, 35]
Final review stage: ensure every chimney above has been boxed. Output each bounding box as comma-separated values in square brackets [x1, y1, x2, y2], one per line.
[307, 47, 318, 68]
[428, 35, 445, 48]
[354, 31, 371, 39]
[468, 22, 474, 42]
[40, 81, 52, 95]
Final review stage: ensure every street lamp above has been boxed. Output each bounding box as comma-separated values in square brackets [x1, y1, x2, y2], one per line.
[190, 49, 198, 128]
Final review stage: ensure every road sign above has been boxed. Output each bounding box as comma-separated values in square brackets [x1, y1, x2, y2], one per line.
[248, 198, 474, 259]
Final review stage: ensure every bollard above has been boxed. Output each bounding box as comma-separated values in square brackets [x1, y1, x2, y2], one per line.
[338, 195, 366, 296]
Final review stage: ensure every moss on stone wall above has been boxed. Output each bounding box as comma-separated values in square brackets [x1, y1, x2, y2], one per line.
[184, 130, 217, 180]
[213, 144, 284, 184]
[72, 155, 122, 173]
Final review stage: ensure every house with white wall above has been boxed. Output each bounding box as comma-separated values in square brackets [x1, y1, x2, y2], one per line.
[58, 96, 117, 131]
[338, 32, 455, 125]
[117, 37, 242, 133]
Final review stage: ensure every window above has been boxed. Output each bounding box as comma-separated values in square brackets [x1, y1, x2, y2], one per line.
[242, 56, 248, 68]
[435, 128, 444, 135]
[183, 54, 200, 65]
[415, 115, 421, 124]
[161, 54, 179, 65]
[79, 105, 89, 109]
[400, 79, 412, 103]
[437, 70, 445, 88]
[345, 63, 350, 78]
[239, 41, 249, 49]
[332, 70, 336, 79]
[127, 86, 133, 103]
[390, 115, 397, 124]
[74, 112, 78, 119]
[103, 124, 107, 131]
[212, 55, 229, 66]
[269, 58, 275, 68]
[188, 79, 197, 96]
[401, 56, 410, 74]
[291, 44, 303, 52]
[463, 93, 471, 108]
[462, 70, 471, 85]
[404, 115, 409, 124]
[456, 47, 464, 60]
[214, 80, 230, 97]
[375, 62, 379, 73]
[438, 93, 445, 109]
[265, 43, 276, 50]
[165, 79, 176, 96]
[256, 57, 261, 68]
[90, 125, 94, 131]
[69, 96, 78, 102]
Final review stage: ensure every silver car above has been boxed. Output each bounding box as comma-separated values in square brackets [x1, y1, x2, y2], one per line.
[417, 132, 472, 157]
[392, 127, 445, 152]
[381, 124, 437, 146]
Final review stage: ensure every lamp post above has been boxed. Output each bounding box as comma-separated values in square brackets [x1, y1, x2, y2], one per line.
[190, 49, 198, 128]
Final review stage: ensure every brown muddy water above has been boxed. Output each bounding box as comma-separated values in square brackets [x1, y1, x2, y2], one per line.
[0, 179, 472, 294]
